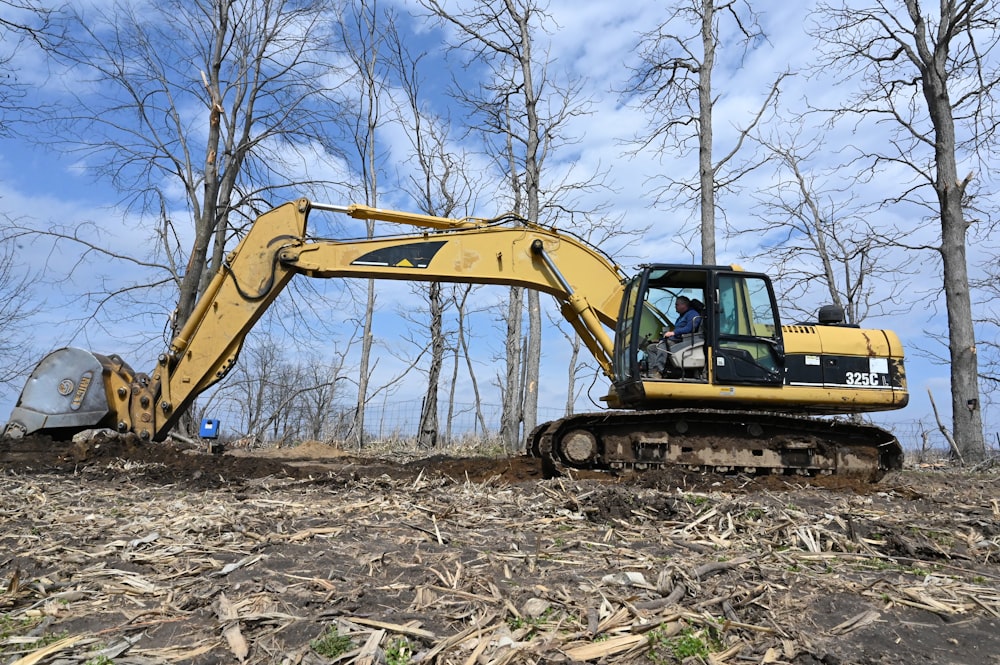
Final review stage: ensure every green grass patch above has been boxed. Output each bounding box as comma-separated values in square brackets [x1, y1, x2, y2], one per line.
[385, 637, 413, 665]
[647, 624, 721, 664]
[311, 625, 354, 658]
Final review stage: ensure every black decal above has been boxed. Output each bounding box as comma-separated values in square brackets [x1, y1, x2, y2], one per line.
[351, 240, 447, 269]
[785, 353, 899, 389]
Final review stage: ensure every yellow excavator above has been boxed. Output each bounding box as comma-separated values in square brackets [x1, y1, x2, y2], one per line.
[4, 199, 908, 478]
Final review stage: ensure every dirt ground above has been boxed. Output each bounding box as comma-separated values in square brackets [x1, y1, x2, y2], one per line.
[1, 432, 998, 665]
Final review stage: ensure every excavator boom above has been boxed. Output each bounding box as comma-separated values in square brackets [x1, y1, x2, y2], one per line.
[5, 199, 626, 442]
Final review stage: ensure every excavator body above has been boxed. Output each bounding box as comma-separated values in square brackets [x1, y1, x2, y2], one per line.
[4, 199, 908, 480]
[531, 265, 906, 478]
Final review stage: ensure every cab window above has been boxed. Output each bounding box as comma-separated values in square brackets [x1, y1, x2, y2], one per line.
[715, 274, 783, 384]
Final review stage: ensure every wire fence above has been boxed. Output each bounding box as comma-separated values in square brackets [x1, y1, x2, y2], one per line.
[890, 417, 1000, 461]
[203, 398, 569, 448]
[203, 397, 1000, 461]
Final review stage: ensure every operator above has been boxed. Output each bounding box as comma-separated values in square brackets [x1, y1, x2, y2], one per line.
[646, 296, 701, 378]
[662, 296, 699, 341]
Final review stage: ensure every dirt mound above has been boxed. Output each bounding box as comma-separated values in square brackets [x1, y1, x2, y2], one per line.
[0, 432, 321, 488]
[229, 438, 354, 459]
[0, 432, 547, 488]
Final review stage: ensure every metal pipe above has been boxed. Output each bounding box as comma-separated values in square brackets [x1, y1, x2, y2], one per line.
[308, 202, 352, 214]
[312, 201, 482, 230]
[530, 239, 574, 295]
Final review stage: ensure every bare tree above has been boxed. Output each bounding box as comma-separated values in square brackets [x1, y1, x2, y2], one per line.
[972, 264, 1000, 417]
[550, 315, 582, 417]
[746, 129, 912, 325]
[209, 331, 346, 443]
[417, 284, 443, 448]
[214, 332, 290, 438]
[497, 99, 529, 452]
[293, 350, 348, 441]
[447, 285, 491, 441]
[623, 0, 783, 263]
[0, 0, 57, 135]
[813, 0, 1000, 460]
[0, 3, 50, 389]
[420, 0, 610, 451]
[36, 0, 345, 339]
[388, 25, 480, 447]
[337, 0, 399, 449]
[0, 229, 39, 397]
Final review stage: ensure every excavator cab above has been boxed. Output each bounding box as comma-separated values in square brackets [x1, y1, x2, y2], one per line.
[613, 265, 786, 405]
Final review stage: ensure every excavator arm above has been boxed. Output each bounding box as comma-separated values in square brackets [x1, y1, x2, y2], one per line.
[5, 198, 627, 441]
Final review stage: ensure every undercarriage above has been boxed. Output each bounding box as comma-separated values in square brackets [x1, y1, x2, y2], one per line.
[528, 409, 904, 482]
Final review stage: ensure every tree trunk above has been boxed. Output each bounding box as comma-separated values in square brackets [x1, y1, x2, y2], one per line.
[564, 333, 581, 416]
[523, 290, 541, 442]
[453, 285, 489, 439]
[418, 282, 443, 447]
[914, 1, 985, 461]
[936, 145, 984, 461]
[698, 0, 716, 264]
[518, 4, 542, 446]
[355, 274, 376, 449]
[501, 286, 524, 450]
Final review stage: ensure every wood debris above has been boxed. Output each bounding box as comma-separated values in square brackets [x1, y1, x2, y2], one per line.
[1, 446, 999, 664]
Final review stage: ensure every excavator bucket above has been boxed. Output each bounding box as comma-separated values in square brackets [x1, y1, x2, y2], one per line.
[3, 348, 134, 439]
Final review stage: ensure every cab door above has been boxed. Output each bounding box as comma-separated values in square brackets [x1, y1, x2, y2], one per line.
[711, 272, 785, 385]
[612, 266, 710, 384]
[612, 274, 646, 382]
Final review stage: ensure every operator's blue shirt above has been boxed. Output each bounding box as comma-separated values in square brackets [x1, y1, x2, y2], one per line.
[672, 308, 700, 336]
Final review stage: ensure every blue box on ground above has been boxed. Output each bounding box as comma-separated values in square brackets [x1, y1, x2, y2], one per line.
[199, 418, 221, 439]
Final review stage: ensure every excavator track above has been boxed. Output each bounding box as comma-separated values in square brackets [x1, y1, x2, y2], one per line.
[528, 409, 903, 482]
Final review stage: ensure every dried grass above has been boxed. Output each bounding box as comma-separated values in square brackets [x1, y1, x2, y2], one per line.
[1, 455, 999, 664]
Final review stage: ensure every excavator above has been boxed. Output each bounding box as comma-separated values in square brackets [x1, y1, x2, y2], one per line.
[3, 198, 909, 479]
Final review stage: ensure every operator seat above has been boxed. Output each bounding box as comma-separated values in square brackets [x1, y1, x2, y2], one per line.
[667, 333, 706, 370]
[667, 301, 707, 371]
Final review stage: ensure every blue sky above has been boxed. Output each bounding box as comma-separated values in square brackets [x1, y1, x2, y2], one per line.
[0, 0, 995, 449]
